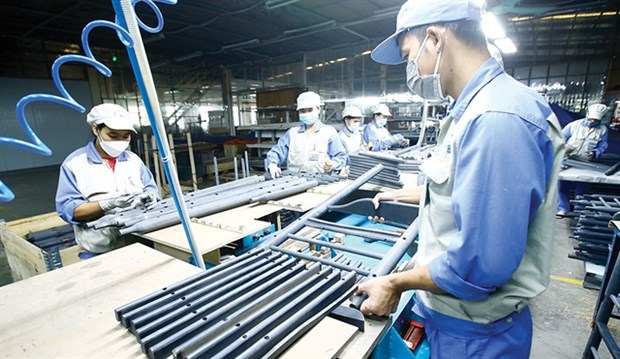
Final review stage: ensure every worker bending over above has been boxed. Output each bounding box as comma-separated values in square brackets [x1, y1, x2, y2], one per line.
[355, 1, 564, 358]
[557, 103, 609, 216]
[265, 91, 347, 178]
[363, 104, 408, 151]
[56, 104, 158, 256]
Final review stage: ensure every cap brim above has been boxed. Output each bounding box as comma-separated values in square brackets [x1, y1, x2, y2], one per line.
[371, 30, 406, 65]
[103, 118, 138, 133]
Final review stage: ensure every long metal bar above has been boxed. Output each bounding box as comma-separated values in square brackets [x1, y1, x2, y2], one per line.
[184, 269, 345, 359]
[305, 217, 399, 242]
[136, 256, 296, 343]
[239, 271, 357, 359]
[287, 233, 384, 260]
[263, 164, 384, 247]
[250, 180, 319, 202]
[244, 151, 250, 177]
[129, 254, 286, 330]
[143, 261, 313, 358]
[115, 249, 270, 324]
[172, 266, 336, 358]
[271, 245, 370, 276]
[213, 156, 220, 185]
[113, 0, 205, 269]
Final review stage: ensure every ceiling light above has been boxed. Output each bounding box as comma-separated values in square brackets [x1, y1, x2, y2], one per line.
[283, 21, 335, 35]
[481, 12, 506, 39]
[265, 0, 302, 10]
[221, 38, 259, 50]
[174, 51, 203, 62]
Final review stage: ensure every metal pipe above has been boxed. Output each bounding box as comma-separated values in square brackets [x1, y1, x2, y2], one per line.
[244, 151, 250, 177]
[305, 217, 399, 242]
[213, 157, 220, 186]
[287, 233, 383, 259]
[271, 245, 370, 276]
[234, 157, 239, 180]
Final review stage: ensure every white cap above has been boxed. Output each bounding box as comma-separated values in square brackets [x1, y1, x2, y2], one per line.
[371, 104, 392, 117]
[87, 104, 137, 133]
[371, 0, 483, 65]
[587, 103, 607, 120]
[296, 91, 322, 111]
[342, 106, 363, 119]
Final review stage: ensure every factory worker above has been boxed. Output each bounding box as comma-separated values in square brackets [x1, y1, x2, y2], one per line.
[338, 106, 370, 154]
[355, 1, 564, 358]
[363, 104, 408, 151]
[265, 91, 348, 178]
[557, 103, 609, 216]
[55, 103, 158, 256]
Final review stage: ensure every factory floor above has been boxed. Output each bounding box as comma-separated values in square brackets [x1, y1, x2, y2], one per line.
[0, 166, 618, 357]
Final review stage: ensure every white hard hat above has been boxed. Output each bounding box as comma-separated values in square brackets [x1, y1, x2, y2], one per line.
[296, 91, 322, 111]
[342, 106, 363, 119]
[371, 104, 392, 117]
[587, 103, 608, 121]
[87, 104, 137, 133]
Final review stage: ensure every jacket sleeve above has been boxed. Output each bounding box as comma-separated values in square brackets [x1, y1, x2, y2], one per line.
[265, 129, 292, 166]
[594, 128, 608, 158]
[55, 162, 86, 225]
[328, 132, 348, 171]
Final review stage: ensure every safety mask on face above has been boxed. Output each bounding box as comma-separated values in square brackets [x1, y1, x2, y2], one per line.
[587, 120, 598, 127]
[376, 117, 387, 127]
[299, 111, 319, 126]
[98, 134, 129, 157]
[347, 120, 361, 132]
[406, 34, 446, 101]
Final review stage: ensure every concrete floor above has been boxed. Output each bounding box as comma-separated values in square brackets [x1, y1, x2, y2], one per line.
[0, 166, 618, 357]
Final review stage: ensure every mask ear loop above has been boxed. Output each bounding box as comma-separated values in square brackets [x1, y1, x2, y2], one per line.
[414, 33, 430, 63]
[433, 44, 443, 75]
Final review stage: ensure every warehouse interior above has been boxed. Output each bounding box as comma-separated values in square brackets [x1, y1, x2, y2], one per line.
[1, 0, 620, 358]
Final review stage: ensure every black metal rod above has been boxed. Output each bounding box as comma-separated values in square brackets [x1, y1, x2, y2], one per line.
[271, 245, 370, 276]
[287, 233, 383, 260]
[305, 217, 399, 243]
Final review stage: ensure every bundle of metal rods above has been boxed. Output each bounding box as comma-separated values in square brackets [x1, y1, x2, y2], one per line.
[25, 224, 76, 270]
[569, 194, 620, 266]
[85, 175, 320, 235]
[348, 152, 405, 189]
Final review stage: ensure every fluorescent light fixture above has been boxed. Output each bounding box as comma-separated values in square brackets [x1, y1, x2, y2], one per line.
[221, 38, 259, 50]
[151, 59, 170, 69]
[373, 6, 400, 18]
[494, 37, 517, 54]
[265, 0, 302, 10]
[283, 20, 335, 35]
[174, 51, 203, 62]
[481, 12, 505, 39]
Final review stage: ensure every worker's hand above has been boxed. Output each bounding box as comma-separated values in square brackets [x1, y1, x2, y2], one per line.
[134, 191, 158, 209]
[99, 193, 137, 213]
[587, 151, 596, 161]
[371, 191, 397, 210]
[323, 159, 333, 173]
[339, 166, 350, 177]
[399, 137, 410, 147]
[267, 163, 281, 179]
[390, 134, 404, 147]
[355, 276, 401, 317]
[565, 145, 576, 155]
[367, 143, 374, 151]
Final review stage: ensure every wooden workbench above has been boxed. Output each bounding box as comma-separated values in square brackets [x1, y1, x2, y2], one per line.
[0, 243, 390, 358]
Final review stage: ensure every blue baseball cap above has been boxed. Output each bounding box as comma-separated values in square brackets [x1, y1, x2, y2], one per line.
[371, 0, 483, 65]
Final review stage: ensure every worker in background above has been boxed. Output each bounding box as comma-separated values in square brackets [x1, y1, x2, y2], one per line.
[338, 105, 370, 176]
[265, 91, 347, 178]
[557, 103, 609, 216]
[56, 104, 158, 257]
[363, 104, 409, 151]
[354, 1, 564, 358]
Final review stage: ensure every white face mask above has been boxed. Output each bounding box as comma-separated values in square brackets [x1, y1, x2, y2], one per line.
[406, 34, 446, 101]
[299, 110, 319, 126]
[348, 123, 361, 132]
[98, 135, 129, 157]
[376, 117, 387, 127]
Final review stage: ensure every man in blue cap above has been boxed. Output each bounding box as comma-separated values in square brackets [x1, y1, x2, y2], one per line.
[355, 1, 565, 357]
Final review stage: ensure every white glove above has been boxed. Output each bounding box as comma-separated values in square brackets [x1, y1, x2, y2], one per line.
[323, 159, 333, 173]
[267, 163, 282, 179]
[99, 193, 137, 213]
[391, 134, 404, 147]
[135, 191, 157, 208]
[339, 166, 350, 177]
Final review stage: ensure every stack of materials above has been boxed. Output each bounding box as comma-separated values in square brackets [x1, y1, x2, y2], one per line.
[348, 152, 405, 189]
[85, 175, 320, 235]
[569, 194, 620, 266]
[25, 224, 75, 270]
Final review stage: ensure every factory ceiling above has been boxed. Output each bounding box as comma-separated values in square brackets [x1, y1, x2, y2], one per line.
[1, 0, 618, 73]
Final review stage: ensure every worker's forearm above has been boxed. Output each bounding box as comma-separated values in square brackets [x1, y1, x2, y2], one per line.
[389, 265, 444, 294]
[73, 202, 105, 222]
[392, 186, 423, 204]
